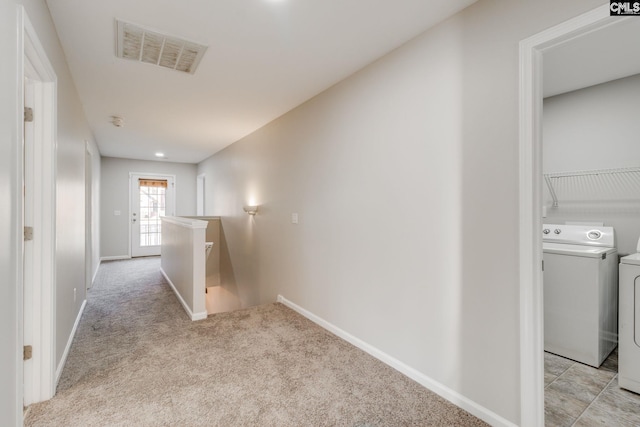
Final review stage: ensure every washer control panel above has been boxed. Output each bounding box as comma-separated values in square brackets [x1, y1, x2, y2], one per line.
[543, 224, 615, 248]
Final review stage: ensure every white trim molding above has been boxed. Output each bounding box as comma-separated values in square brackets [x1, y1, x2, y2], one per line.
[277, 295, 517, 427]
[518, 5, 626, 426]
[92, 259, 102, 285]
[162, 216, 208, 229]
[161, 268, 207, 321]
[56, 300, 86, 386]
[100, 255, 132, 262]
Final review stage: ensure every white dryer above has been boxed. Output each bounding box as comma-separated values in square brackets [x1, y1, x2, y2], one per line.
[543, 224, 618, 367]
[619, 237, 640, 394]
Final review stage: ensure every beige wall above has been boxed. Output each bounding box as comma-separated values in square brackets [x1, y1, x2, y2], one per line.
[544, 74, 640, 173]
[100, 157, 197, 258]
[0, 1, 22, 423]
[1, 0, 99, 424]
[198, 0, 606, 423]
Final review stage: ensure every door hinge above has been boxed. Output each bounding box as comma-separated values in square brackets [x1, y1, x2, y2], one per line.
[24, 226, 33, 241]
[542, 260, 544, 271]
[24, 107, 33, 123]
[23, 345, 32, 361]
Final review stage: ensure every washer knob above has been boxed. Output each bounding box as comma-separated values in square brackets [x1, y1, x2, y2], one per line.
[587, 230, 602, 240]
[554, 229, 561, 234]
[543, 229, 550, 234]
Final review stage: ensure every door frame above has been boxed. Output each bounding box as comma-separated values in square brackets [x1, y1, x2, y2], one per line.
[129, 172, 176, 257]
[19, 6, 58, 408]
[518, 4, 628, 426]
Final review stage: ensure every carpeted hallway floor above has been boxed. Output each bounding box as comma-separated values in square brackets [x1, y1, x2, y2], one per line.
[24, 257, 488, 426]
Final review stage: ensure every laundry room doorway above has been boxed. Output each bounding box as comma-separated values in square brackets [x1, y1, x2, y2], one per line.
[519, 4, 640, 426]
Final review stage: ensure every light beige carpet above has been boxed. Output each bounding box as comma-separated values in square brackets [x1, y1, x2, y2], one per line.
[25, 257, 488, 426]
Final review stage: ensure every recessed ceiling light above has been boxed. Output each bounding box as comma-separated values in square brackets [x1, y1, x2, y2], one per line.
[155, 152, 165, 158]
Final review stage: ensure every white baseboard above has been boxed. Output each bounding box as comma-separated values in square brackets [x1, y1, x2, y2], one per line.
[100, 255, 131, 262]
[161, 268, 207, 321]
[277, 295, 517, 427]
[56, 299, 87, 386]
[91, 259, 101, 285]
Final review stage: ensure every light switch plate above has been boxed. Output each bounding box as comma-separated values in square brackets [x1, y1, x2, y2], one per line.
[291, 213, 298, 224]
[114, 210, 121, 216]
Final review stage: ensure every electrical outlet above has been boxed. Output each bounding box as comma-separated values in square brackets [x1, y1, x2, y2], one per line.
[291, 213, 298, 224]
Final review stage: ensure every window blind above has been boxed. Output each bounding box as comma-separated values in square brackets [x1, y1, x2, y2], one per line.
[139, 179, 168, 188]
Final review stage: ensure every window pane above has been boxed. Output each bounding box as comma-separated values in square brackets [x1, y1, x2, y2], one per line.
[139, 184, 165, 247]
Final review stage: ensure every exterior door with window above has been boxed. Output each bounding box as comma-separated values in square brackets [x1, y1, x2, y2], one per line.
[130, 173, 175, 257]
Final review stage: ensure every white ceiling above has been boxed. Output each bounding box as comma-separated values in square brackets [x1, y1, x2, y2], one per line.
[47, 0, 477, 164]
[544, 17, 640, 98]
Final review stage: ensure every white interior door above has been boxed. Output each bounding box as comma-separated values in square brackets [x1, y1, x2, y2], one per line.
[130, 173, 175, 257]
[23, 78, 36, 405]
[21, 15, 57, 405]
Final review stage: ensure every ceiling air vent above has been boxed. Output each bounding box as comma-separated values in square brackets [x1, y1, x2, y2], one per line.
[115, 20, 207, 74]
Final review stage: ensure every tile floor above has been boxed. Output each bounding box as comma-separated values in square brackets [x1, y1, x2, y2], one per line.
[545, 348, 640, 426]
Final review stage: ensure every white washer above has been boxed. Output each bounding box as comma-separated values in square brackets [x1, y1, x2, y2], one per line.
[543, 224, 618, 367]
[619, 237, 640, 394]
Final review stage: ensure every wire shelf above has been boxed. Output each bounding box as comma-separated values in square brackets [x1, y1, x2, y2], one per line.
[544, 167, 640, 207]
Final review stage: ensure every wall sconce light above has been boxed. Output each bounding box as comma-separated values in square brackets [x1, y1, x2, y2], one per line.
[243, 205, 258, 215]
